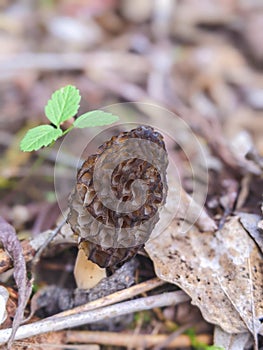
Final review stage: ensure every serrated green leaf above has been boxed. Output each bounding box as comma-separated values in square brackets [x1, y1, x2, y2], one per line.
[73, 110, 119, 128]
[45, 85, 81, 126]
[20, 125, 63, 152]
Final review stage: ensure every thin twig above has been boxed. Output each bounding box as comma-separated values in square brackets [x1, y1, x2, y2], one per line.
[25, 218, 68, 295]
[65, 330, 212, 348]
[31, 218, 67, 268]
[13, 332, 212, 349]
[152, 322, 195, 350]
[0, 291, 190, 344]
[47, 277, 165, 320]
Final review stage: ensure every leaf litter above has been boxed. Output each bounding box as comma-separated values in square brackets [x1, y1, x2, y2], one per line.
[0, 0, 263, 348]
[146, 215, 263, 334]
[0, 216, 32, 348]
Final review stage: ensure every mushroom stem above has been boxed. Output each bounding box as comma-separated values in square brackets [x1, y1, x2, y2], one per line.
[74, 248, 106, 289]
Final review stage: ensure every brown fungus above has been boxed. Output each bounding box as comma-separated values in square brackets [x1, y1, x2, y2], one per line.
[68, 125, 168, 268]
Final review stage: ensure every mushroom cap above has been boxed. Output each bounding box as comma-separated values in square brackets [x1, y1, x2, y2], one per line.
[68, 125, 168, 268]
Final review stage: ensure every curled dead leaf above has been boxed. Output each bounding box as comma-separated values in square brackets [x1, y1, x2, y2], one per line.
[146, 216, 263, 334]
[0, 217, 32, 348]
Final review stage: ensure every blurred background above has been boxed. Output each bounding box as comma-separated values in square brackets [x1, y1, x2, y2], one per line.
[0, 1, 263, 347]
[0, 0, 262, 234]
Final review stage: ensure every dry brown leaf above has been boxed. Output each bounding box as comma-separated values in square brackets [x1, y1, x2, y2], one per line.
[0, 217, 32, 348]
[151, 176, 217, 237]
[214, 326, 253, 350]
[239, 212, 263, 255]
[145, 216, 263, 334]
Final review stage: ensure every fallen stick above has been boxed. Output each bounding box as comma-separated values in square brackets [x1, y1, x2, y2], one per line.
[46, 277, 165, 319]
[0, 291, 190, 344]
[65, 331, 212, 348]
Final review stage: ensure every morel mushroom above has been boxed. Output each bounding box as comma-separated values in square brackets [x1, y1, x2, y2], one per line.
[68, 125, 168, 284]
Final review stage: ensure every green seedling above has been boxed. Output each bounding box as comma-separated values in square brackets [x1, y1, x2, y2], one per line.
[186, 328, 224, 350]
[20, 85, 119, 152]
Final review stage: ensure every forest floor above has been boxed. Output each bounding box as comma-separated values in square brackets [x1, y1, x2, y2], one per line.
[0, 1, 262, 349]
